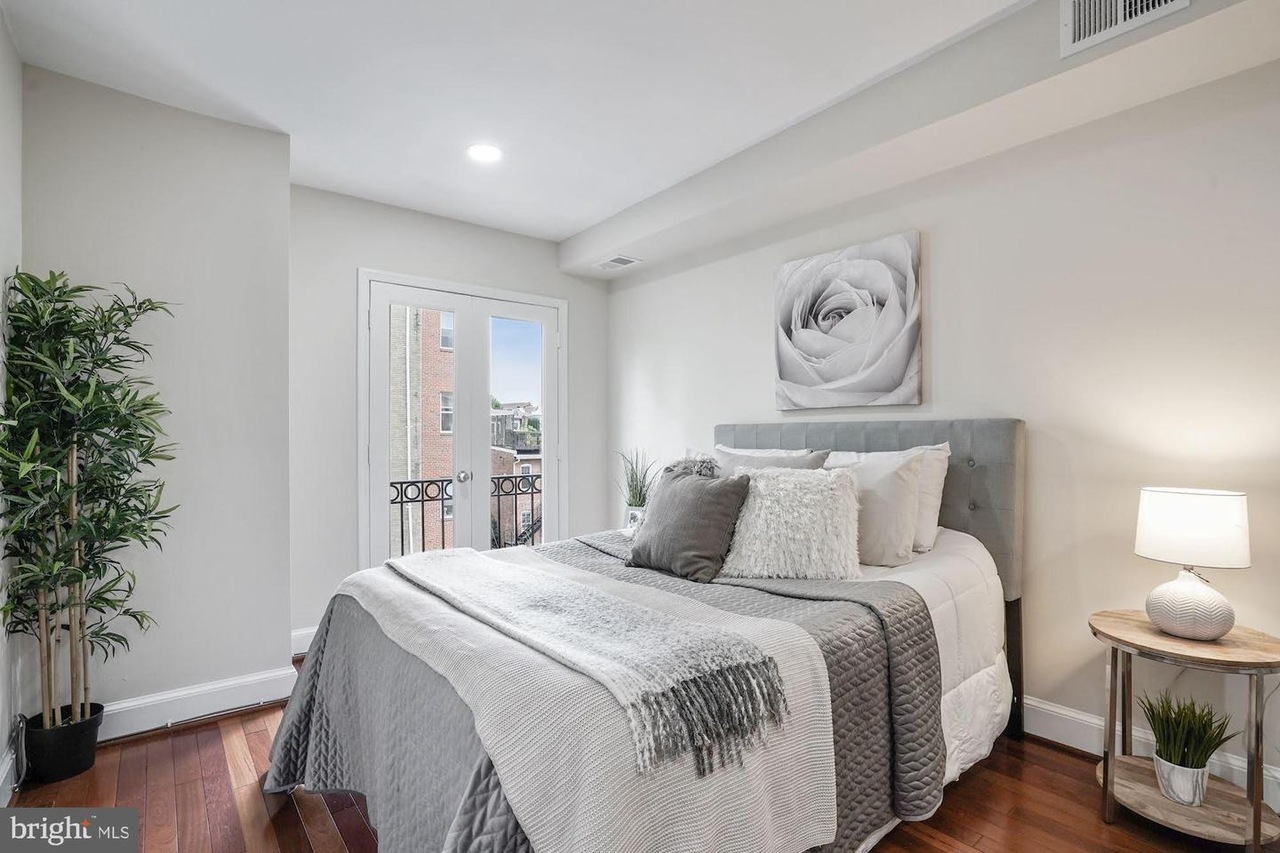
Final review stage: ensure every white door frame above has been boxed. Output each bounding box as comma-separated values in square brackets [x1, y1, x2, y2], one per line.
[369, 282, 475, 555]
[357, 268, 569, 570]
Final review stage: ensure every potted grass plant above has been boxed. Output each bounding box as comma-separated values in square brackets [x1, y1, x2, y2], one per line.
[1138, 690, 1238, 807]
[617, 448, 658, 529]
[0, 271, 175, 784]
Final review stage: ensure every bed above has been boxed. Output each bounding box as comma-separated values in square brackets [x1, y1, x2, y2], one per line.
[267, 418, 1025, 853]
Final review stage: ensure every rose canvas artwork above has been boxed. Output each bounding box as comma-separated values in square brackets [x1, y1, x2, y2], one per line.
[775, 231, 921, 410]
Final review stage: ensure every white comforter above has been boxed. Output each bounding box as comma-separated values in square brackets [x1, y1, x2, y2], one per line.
[854, 528, 1012, 851]
[861, 528, 1011, 779]
[337, 546, 838, 853]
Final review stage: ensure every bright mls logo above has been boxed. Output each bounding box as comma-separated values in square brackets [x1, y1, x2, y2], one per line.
[3, 809, 137, 851]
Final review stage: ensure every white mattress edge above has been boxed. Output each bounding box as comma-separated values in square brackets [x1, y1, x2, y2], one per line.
[852, 653, 1013, 852]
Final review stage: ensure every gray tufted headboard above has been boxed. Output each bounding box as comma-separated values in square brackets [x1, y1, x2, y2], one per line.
[713, 418, 1025, 601]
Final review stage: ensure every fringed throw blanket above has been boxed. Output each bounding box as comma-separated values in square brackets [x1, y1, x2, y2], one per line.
[386, 549, 786, 775]
[269, 545, 836, 853]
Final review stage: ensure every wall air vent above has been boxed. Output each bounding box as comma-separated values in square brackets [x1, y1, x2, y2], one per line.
[595, 255, 641, 273]
[1061, 0, 1189, 57]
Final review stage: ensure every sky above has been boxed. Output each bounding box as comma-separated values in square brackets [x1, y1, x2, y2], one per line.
[490, 316, 542, 408]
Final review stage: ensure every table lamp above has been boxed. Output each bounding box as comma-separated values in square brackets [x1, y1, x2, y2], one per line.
[1135, 486, 1250, 641]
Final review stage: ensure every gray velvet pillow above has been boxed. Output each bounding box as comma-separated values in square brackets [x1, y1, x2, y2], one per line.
[713, 447, 831, 473]
[626, 468, 750, 582]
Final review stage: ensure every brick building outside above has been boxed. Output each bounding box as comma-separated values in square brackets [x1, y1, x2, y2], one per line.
[388, 307, 542, 555]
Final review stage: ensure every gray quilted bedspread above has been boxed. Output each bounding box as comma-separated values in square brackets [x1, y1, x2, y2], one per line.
[267, 533, 944, 852]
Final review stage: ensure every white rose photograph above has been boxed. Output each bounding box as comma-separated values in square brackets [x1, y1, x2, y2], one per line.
[775, 231, 921, 410]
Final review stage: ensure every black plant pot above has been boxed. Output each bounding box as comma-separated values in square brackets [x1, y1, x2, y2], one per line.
[22, 703, 104, 785]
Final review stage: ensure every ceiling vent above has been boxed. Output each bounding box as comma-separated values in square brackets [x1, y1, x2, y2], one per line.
[595, 255, 641, 273]
[1061, 0, 1189, 57]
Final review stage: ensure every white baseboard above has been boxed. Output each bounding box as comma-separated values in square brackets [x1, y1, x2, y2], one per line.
[291, 627, 317, 657]
[1025, 694, 1280, 808]
[98, 666, 297, 741]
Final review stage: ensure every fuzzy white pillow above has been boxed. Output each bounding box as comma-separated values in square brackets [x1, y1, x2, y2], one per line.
[720, 467, 860, 580]
[823, 451, 925, 567]
[825, 442, 951, 552]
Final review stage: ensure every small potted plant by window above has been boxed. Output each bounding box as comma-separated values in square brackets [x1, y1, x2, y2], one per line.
[617, 449, 657, 529]
[1138, 690, 1238, 807]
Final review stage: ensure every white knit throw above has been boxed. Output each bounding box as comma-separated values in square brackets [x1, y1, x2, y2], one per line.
[387, 548, 786, 774]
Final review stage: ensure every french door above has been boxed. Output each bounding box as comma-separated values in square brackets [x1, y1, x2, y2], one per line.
[360, 272, 562, 567]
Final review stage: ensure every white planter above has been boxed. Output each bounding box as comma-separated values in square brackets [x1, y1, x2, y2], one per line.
[1154, 755, 1208, 807]
[624, 506, 646, 529]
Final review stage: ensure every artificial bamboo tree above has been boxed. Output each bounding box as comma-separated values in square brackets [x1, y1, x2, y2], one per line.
[0, 270, 175, 731]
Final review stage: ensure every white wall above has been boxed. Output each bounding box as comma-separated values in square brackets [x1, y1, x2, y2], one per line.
[0, 11, 22, 788]
[20, 68, 292, 718]
[609, 63, 1280, 759]
[560, 0, 1254, 275]
[289, 185, 610, 633]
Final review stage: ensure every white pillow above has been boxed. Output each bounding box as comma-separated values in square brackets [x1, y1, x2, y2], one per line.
[823, 451, 925, 567]
[683, 446, 816, 476]
[825, 443, 950, 552]
[721, 468, 860, 581]
[713, 446, 830, 473]
[711, 444, 814, 458]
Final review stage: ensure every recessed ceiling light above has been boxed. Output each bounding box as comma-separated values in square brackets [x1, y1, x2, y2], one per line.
[467, 143, 503, 164]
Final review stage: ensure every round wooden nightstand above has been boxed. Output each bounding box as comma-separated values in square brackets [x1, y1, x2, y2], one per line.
[1090, 609, 1280, 852]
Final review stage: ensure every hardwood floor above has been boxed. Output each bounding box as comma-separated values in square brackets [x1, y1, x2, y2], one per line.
[8, 705, 376, 853]
[10, 718, 1278, 851]
[882, 736, 1280, 852]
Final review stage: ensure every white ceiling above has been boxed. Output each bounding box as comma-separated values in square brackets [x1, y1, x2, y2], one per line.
[1, 0, 1025, 241]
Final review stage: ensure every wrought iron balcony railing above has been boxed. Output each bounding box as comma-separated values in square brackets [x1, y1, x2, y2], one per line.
[389, 474, 542, 556]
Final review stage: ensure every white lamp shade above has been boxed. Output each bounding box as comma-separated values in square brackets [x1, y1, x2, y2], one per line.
[1135, 487, 1251, 569]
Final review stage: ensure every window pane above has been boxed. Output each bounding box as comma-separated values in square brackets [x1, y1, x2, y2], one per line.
[389, 305, 455, 556]
[489, 316, 543, 548]
[440, 311, 455, 349]
[440, 391, 454, 433]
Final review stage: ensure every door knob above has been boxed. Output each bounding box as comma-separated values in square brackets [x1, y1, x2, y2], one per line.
[456, 470, 471, 483]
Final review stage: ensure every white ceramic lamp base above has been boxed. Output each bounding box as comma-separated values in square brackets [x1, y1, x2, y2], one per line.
[1145, 568, 1236, 641]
